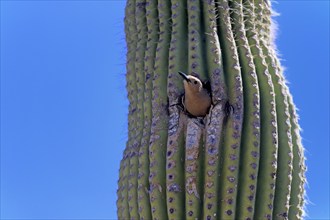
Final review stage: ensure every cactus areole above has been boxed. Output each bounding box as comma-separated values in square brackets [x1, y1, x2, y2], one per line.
[117, 0, 306, 219]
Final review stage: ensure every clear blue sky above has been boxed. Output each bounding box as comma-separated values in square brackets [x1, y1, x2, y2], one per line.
[0, 1, 328, 219]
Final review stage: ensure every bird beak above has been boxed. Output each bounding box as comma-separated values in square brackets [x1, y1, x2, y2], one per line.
[178, 71, 191, 82]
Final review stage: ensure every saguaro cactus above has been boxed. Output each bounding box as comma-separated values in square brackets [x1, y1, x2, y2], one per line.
[117, 0, 306, 219]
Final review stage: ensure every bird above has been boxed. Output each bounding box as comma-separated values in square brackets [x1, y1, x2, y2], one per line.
[178, 71, 212, 117]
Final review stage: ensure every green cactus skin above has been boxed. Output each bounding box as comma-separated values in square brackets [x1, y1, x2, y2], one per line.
[166, 0, 187, 219]
[243, 1, 279, 219]
[127, 0, 148, 218]
[148, 0, 171, 218]
[201, 0, 227, 219]
[216, 1, 245, 219]
[287, 92, 306, 219]
[229, 1, 261, 219]
[117, 1, 137, 219]
[136, 0, 158, 219]
[117, 0, 306, 219]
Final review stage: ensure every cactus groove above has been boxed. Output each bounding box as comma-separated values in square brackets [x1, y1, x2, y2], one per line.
[117, 0, 306, 219]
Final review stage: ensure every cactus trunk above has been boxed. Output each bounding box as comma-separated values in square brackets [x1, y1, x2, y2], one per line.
[117, 0, 306, 219]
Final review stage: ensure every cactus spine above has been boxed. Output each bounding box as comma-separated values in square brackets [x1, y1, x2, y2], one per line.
[117, 0, 306, 219]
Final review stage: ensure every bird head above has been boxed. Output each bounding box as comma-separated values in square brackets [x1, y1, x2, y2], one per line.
[178, 71, 203, 93]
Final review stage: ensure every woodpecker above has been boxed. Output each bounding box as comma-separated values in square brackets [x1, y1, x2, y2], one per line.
[178, 71, 212, 117]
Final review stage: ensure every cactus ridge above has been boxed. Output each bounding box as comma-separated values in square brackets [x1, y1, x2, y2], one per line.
[117, 0, 306, 219]
[287, 92, 307, 219]
[117, 0, 138, 219]
[243, 1, 279, 219]
[201, 0, 227, 219]
[126, 0, 149, 218]
[184, 0, 208, 219]
[259, 31, 293, 220]
[148, 0, 171, 218]
[136, 0, 159, 218]
[229, 0, 261, 219]
[166, 0, 188, 218]
[123, 0, 147, 217]
[215, 1, 244, 219]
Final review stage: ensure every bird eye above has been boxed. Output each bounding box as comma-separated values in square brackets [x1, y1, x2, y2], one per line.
[194, 81, 198, 84]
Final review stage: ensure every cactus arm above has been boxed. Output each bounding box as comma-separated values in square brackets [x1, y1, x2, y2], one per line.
[229, 0, 261, 219]
[201, 0, 227, 219]
[148, 0, 171, 218]
[166, 0, 188, 218]
[137, 0, 159, 218]
[243, 1, 279, 219]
